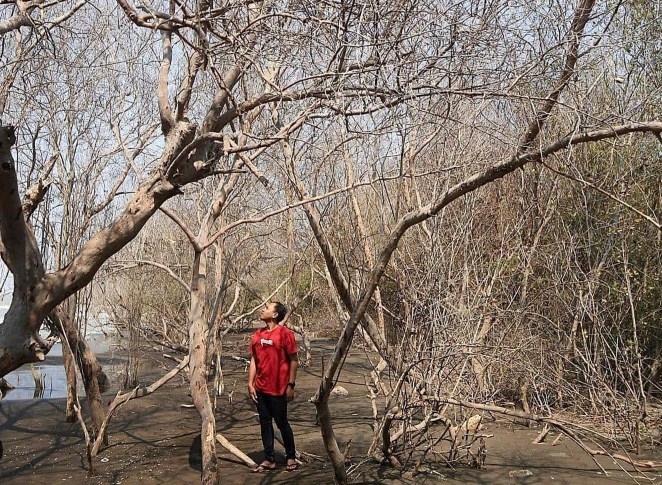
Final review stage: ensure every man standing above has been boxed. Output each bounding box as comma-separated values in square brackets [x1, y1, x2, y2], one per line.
[248, 301, 299, 472]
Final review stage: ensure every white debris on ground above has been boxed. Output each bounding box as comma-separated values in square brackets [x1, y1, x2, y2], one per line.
[331, 386, 349, 396]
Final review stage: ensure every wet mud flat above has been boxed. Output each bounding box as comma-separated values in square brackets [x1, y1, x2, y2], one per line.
[1, 334, 661, 484]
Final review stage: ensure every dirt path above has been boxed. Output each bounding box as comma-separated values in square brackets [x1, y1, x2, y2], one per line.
[1, 335, 660, 484]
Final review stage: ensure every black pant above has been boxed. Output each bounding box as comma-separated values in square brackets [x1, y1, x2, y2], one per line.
[256, 391, 296, 462]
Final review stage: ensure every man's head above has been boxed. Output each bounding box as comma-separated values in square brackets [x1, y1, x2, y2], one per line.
[259, 301, 287, 323]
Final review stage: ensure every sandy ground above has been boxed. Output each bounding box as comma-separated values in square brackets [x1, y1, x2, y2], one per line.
[1, 334, 661, 484]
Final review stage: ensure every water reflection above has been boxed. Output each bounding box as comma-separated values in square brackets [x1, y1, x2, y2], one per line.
[2, 364, 60, 400]
[1, 335, 123, 401]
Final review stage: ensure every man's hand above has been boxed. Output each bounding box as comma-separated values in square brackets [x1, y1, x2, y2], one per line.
[248, 384, 257, 403]
[286, 386, 295, 402]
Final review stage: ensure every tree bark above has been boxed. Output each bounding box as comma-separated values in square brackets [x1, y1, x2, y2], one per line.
[51, 306, 108, 436]
[1, 125, 110, 432]
[0, 121, 197, 378]
[62, 341, 77, 422]
[0, 125, 51, 372]
[189, 249, 220, 485]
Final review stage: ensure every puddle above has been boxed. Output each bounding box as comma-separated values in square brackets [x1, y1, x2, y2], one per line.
[2, 336, 125, 401]
[1, 307, 126, 401]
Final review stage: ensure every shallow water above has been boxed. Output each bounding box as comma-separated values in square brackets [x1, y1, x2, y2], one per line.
[3, 361, 71, 400]
[1, 332, 124, 401]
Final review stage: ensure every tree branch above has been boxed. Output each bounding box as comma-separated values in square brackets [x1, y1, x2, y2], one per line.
[424, 396, 662, 470]
[518, 0, 596, 149]
[539, 159, 661, 230]
[91, 355, 190, 456]
[115, 259, 191, 292]
[158, 31, 175, 135]
[159, 205, 200, 249]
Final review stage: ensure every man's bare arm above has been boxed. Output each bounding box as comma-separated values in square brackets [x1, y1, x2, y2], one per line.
[248, 355, 257, 403]
[288, 353, 299, 385]
[286, 354, 298, 402]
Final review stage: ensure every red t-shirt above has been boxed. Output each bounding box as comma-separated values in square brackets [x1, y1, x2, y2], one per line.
[249, 324, 298, 396]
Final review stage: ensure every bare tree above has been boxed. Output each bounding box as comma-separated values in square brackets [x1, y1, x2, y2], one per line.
[262, 0, 662, 482]
[1, 0, 662, 483]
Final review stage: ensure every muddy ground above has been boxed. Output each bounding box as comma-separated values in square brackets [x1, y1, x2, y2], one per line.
[1, 332, 661, 484]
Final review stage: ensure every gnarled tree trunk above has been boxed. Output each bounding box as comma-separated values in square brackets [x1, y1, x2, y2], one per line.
[0, 126, 52, 372]
[1, 125, 109, 434]
[188, 249, 220, 485]
[0, 121, 196, 377]
[51, 306, 109, 435]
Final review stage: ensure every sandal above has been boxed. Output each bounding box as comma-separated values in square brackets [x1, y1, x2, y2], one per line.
[251, 462, 276, 473]
[286, 461, 300, 472]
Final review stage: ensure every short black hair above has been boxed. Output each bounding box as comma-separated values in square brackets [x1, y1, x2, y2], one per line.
[272, 301, 287, 323]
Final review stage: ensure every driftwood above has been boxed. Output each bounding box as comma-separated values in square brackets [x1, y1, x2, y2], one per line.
[216, 434, 257, 468]
[73, 404, 96, 476]
[533, 424, 550, 444]
[91, 355, 190, 456]
[425, 396, 662, 471]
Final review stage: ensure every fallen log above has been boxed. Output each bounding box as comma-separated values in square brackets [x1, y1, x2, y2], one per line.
[216, 434, 257, 468]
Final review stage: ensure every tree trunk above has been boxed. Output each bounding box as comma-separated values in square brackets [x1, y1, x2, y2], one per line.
[0, 299, 45, 376]
[342, 149, 386, 336]
[0, 125, 51, 372]
[62, 341, 77, 422]
[62, 300, 79, 423]
[0, 121, 196, 377]
[189, 250, 219, 484]
[52, 306, 108, 436]
[314, 396, 348, 484]
[470, 316, 494, 393]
